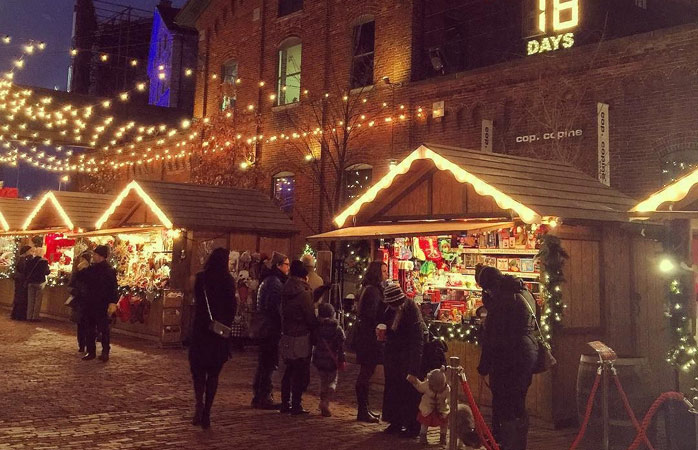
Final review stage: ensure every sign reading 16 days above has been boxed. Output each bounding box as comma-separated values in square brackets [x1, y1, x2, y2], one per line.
[526, 0, 579, 56]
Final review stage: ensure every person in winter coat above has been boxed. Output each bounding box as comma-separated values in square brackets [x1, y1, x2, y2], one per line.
[189, 247, 236, 429]
[476, 265, 538, 450]
[301, 253, 324, 293]
[251, 251, 289, 409]
[68, 252, 91, 353]
[10, 245, 32, 321]
[407, 367, 450, 444]
[24, 247, 50, 321]
[353, 261, 388, 423]
[279, 260, 318, 415]
[81, 245, 118, 362]
[380, 283, 425, 438]
[312, 302, 346, 417]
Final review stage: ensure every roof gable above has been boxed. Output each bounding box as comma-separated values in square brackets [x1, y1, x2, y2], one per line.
[23, 192, 115, 231]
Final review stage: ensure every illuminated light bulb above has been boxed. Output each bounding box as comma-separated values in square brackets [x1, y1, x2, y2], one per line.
[235, 78, 241, 85]
[158, 72, 166, 80]
[181, 119, 191, 129]
[38, 42, 46, 50]
[130, 59, 138, 66]
[100, 54, 108, 62]
[659, 259, 675, 273]
[305, 154, 313, 162]
[247, 104, 254, 111]
[2, 36, 10, 44]
[24, 44, 34, 54]
[385, 117, 393, 122]
[324, 93, 329, 98]
[211, 73, 218, 80]
[136, 82, 146, 91]
[269, 93, 276, 101]
[13, 60, 24, 68]
[70, 49, 78, 56]
[184, 68, 193, 76]
[343, 95, 348, 101]
[240, 161, 249, 170]
[259, 81, 265, 87]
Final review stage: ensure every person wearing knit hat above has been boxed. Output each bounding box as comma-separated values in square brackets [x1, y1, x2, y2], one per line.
[476, 264, 503, 291]
[380, 282, 425, 437]
[301, 253, 324, 293]
[81, 244, 118, 362]
[279, 259, 317, 414]
[10, 245, 34, 320]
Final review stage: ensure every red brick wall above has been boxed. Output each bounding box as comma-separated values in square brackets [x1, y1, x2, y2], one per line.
[149, 2, 698, 252]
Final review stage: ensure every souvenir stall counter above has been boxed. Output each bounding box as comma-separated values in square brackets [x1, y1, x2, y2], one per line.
[311, 144, 670, 425]
[11, 191, 116, 319]
[0, 198, 37, 309]
[93, 180, 297, 345]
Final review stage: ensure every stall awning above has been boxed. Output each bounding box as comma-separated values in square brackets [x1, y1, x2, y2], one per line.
[334, 144, 637, 227]
[22, 191, 115, 231]
[0, 198, 36, 231]
[97, 180, 298, 235]
[308, 221, 513, 241]
[631, 166, 698, 217]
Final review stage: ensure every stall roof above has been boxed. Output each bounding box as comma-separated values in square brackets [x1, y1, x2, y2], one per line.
[308, 221, 513, 241]
[0, 198, 36, 231]
[334, 144, 637, 227]
[22, 191, 116, 231]
[96, 180, 297, 235]
[631, 166, 698, 214]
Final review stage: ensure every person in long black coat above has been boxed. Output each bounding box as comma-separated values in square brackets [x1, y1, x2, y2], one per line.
[381, 283, 425, 438]
[67, 252, 91, 353]
[189, 247, 236, 429]
[353, 261, 388, 423]
[476, 265, 538, 450]
[10, 246, 32, 320]
[82, 245, 118, 362]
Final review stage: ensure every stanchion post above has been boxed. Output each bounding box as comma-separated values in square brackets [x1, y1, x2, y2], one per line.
[602, 362, 610, 450]
[448, 356, 460, 450]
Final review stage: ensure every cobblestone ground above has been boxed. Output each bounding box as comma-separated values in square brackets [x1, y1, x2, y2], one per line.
[0, 315, 575, 449]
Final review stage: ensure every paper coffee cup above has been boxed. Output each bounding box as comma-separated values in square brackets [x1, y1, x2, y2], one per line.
[376, 323, 387, 341]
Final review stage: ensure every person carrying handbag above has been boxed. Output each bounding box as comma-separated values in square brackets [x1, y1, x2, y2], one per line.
[279, 260, 318, 415]
[188, 248, 236, 429]
[476, 265, 539, 450]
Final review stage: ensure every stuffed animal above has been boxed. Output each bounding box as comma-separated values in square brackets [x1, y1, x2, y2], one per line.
[407, 367, 451, 445]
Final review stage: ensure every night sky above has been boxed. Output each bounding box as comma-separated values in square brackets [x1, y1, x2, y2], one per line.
[0, 0, 187, 197]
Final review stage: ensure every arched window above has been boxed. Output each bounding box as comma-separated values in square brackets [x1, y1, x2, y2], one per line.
[662, 148, 698, 185]
[344, 163, 372, 204]
[277, 37, 302, 106]
[272, 171, 295, 215]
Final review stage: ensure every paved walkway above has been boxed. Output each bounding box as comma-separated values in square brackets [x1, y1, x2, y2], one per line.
[0, 315, 575, 449]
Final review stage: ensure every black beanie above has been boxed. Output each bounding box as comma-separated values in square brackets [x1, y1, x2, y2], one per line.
[289, 260, 308, 278]
[94, 245, 109, 259]
[478, 266, 503, 290]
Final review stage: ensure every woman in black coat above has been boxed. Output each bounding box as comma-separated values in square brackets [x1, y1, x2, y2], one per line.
[381, 283, 425, 438]
[189, 247, 236, 429]
[353, 261, 388, 423]
[10, 246, 32, 320]
[476, 265, 538, 450]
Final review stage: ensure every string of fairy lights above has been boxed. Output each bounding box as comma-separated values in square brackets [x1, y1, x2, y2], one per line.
[0, 33, 438, 173]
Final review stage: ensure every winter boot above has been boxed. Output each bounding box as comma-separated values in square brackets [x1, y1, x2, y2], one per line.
[498, 416, 529, 450]
[356, 384, 379, 423]
[319, 393, 332, 417]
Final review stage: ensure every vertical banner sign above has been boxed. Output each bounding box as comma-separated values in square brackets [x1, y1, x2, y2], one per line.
[597, 103, 610, 186]
[481, 119, 493, 153]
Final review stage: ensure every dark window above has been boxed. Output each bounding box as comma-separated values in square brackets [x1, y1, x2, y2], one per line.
[272, 172, 295, 215]
[277, 38, 301, 105]
[350, 21, 375, 89]
[344, 164, 372, 204]
[221, 60, 238, 110]
[662, 149, 698, 185]
[279, 0, 302, 17]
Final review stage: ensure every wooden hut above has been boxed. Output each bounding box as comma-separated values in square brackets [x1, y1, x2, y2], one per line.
[310, 143, 670, 425]
[82, 180, 298, 343]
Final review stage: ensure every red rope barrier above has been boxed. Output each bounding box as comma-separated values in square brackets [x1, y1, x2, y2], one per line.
[612, 374, 656, 450]
[625, 392, 687, 450]
[569, 371, 602, 450]
[460, 376, 501, 450]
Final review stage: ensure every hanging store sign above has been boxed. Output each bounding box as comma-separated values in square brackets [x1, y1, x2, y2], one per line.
[597, 102, 610, 186]
[481, 120, 493, 153]
[525, 0, 579, 56]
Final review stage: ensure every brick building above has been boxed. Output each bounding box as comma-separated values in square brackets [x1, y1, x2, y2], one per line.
[135, 0, 698, 253]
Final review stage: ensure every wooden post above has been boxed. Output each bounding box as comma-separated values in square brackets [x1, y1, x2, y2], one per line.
[448, 356, 460, 450]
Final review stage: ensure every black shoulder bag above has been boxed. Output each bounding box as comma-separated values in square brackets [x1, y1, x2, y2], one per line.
[520, 291, 557, 374]
[203, 277, 232, 339]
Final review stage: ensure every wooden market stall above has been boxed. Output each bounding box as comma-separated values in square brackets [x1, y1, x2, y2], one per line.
[4, 191, 117, 319]
[0, 198, 37, 307]
[83, 180, 297, 344]
[310, 143, 671, 426]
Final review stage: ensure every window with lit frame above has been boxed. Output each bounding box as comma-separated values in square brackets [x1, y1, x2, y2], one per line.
[344, 164, 373, 204]
[221, 59, 238, 111]
[277, 38, 302, 106]
[272, 172, 295, 215]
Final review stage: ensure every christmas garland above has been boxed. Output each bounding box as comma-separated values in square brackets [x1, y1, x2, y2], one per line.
[537, 234, 568, 341]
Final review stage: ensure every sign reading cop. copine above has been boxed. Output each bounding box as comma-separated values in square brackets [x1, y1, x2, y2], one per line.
[597, 103, 610, 186]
